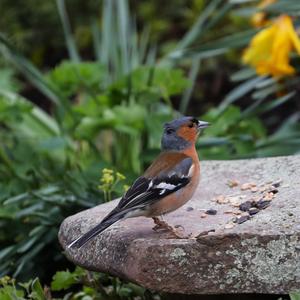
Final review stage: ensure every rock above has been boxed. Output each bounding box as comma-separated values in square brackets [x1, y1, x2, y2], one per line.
[59, 155, 300, 294]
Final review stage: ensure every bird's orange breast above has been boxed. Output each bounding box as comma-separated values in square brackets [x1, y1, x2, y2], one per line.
[146, 160, 200, 216]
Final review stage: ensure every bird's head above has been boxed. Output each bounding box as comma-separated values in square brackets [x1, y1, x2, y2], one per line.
[161, 116, 209, 151]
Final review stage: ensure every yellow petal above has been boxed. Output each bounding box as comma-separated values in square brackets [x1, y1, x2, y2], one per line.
[243, 14, 300, 77]
[242, 25, 276, 65]
[251, 12, 267, 28]
[279, 15, 300, 54]
[258, 0, 276, 8]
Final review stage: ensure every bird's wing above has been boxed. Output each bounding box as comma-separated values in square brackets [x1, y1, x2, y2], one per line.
[116, 154, 194, 211]
[68, 154, 194, 248]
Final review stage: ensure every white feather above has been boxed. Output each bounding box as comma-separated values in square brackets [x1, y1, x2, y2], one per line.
[124, 208, 146, 218]
[67, 236, 82, 249]
[188, 164, 195, 177]
[159, 189, 166, 195]
[147, 180, 153, 190]
[156, 182, 177, 190]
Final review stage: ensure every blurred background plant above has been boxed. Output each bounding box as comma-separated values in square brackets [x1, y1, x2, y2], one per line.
[0, 268, 157, 300]
[0, 0, 300, 298]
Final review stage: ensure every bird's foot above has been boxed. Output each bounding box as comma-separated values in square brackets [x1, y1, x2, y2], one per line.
[152, 217, 168, 231]
[152, 217, 190, 239]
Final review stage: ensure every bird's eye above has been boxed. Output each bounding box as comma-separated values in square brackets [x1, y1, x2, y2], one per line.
[188, 123, 194, 128]
[166, 128, 174, 134]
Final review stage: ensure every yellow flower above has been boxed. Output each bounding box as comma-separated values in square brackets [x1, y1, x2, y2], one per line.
[116, 172, 126, 180]
[243, 15, 300, 77]
[251, 0, 276, 28]
[102, 168, 113, 174]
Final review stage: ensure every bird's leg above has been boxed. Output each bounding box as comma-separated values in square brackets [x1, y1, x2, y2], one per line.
[152, 216, 186, 238]
[152, 216, 167, 231]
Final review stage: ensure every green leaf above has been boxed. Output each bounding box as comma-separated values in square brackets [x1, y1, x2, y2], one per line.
[170, 29, 257, 59]
[230, 68, 256, 82]
[0, 284, 24, 300]
[0, 68, 21, 92]
[47, 61, 105, 98]
[290, 291, 300, 300]
[220, 76, 265, 110]
[17, 229, 45, 254]
[175, 0, 222, 51]
[91, 19, 102, 62]
[204, 105, 242, 136]
[0, 245, 16, 260]
[31, 278, 46, 300]
[180, 57, 201, 114]
[15, 203, 44, 218]
[252, 84, 280, 100]
[0, 34, 64, 107]
[0, 93, 60, 137]
[51, 270, 77, 291]
[264, 0, 300, 15]
[258, 92, 296, 113]
[3, 192, 29, 205]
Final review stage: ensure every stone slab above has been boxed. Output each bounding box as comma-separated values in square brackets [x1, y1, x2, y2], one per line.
[59, 155, 300, 294]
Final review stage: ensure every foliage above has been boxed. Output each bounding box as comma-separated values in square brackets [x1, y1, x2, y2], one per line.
[0, 0, 247, 66]
[50, 267, 149, 299]
[0, 0, 101, 65]
[1, 272, 299, 300]
[98, 169, 127, 202]
[0, 0, 300, 292]
[199, 104, 267, 159]
[0, 269, 155, 300]
[290, 291, 300, 300]
[0, 82, 171, 279]
[218, 0, 300, 157]
[0, 0, 190, 280]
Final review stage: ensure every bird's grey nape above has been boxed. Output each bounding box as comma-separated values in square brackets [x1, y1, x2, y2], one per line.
[161, 133, 191, 151]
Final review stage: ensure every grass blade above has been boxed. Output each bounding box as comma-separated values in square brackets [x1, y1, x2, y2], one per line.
[180, 56, 201, 114]
[56, 0, 80, 62]
[171, 29, 256, 60]
[258, 92, 296, 113]
[175, 0, 222, 51]
[220, 76, 265, 110]
[91, 19, 102, 62]
[117, 0, 130, 74]
[0, 90, 60, 136]
[0, 35, 64, 107]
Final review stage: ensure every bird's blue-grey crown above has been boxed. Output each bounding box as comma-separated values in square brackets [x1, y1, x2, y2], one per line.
[161, 116, 209, 151]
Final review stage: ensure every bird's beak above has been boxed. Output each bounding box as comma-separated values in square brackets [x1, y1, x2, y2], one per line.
[197, 120, 210, 129]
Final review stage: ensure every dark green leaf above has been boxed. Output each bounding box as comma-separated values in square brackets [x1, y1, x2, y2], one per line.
[51, 270, 77, 291]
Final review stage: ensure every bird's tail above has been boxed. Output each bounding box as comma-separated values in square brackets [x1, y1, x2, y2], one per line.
[67, 211, 124, 249]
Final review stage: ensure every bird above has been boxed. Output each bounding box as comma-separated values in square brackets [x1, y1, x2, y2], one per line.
[68, 116, 209, 249]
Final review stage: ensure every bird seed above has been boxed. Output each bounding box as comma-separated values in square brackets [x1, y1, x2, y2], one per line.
[205, 209, 217, 215]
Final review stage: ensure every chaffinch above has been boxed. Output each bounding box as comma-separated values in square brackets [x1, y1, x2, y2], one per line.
[68, 116, 209, 248]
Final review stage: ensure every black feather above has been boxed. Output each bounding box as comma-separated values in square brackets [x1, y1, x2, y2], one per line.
[117, 177, 150, 209]
[67, 157, 194, 248]
[67, 211, 125, 249]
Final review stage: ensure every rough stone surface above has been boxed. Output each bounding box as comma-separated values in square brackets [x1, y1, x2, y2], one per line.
[59, 155, 300, 294]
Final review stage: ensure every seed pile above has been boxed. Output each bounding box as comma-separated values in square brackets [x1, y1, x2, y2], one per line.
[212, 179, 282, 229]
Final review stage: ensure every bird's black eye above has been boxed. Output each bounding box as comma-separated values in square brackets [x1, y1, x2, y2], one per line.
[188, 123, 194, 128]
[166, 128, 174, 134]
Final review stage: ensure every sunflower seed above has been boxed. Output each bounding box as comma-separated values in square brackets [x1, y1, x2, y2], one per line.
[272, 179, 282, 188]
[249, 207, 259, 215]
[206, 209, 217, 215]
[225, 222, 235, 229]
[239, 201, 253, 212]
[227, 180, 239, 188]
[234, 215, 250, 224]
[256, 200, 271, 209]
